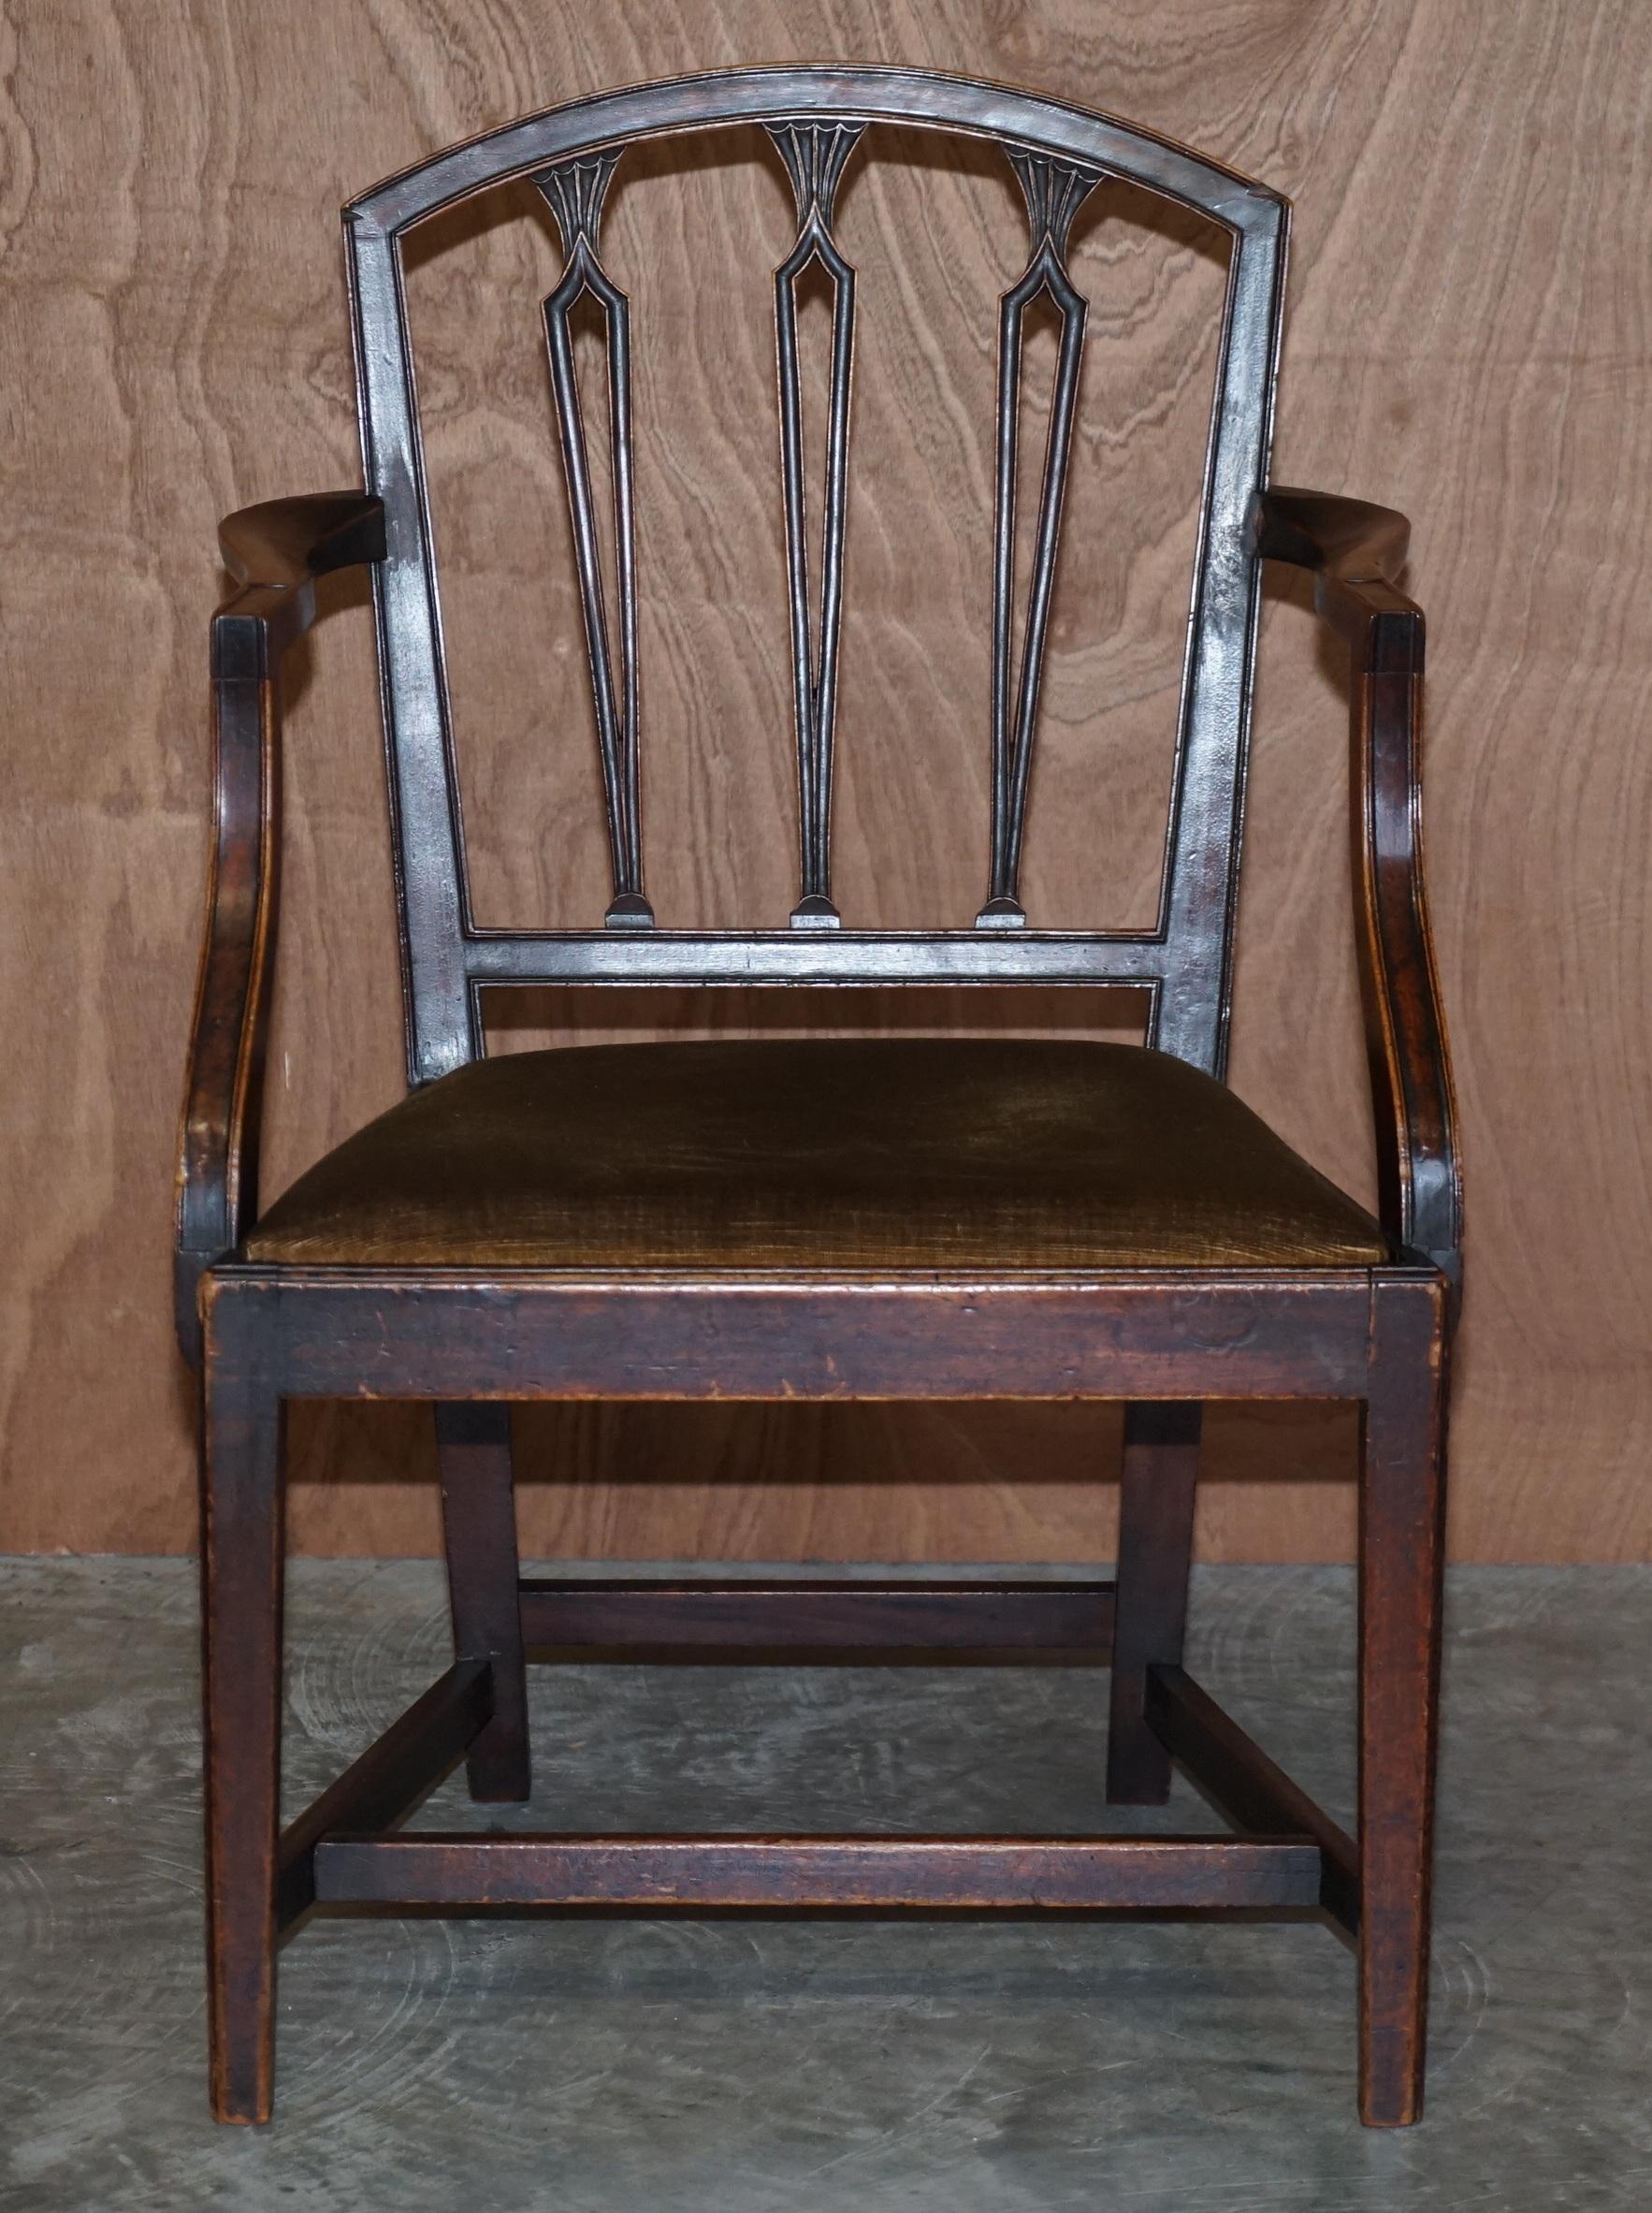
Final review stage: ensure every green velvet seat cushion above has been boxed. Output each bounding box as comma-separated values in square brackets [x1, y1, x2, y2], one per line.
[245, 1037, 1386, 1273]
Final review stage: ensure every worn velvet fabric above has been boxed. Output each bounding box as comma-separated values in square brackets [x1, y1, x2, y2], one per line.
[245, 1038, 1387, 1272]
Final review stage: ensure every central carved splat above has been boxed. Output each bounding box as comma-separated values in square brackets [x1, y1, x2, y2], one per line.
[766, 122, 866, 928]
[533, 128, 1103, 938]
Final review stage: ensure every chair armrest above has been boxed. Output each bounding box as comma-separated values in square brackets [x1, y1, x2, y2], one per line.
[211, 491, 387, 667]
[1254, 485, 1410, 577]
[174, 492, 385, 1363]
[1254, 485, 1462, 1305]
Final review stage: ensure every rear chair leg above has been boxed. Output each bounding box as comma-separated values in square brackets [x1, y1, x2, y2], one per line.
[435, 1403, 530, 1802]
[1106, 1401, 1202, 1805]
[200, 1358, 286, 2124]
[1358, 1280, 1449, 2126]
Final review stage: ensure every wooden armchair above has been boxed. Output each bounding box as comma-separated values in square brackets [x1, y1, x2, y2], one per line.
[177, 67, 1460, 2129]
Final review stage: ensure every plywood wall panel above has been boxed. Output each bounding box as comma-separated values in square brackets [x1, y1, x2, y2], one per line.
[1, 0, 1647, 1563]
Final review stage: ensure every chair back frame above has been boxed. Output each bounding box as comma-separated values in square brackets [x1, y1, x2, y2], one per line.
[343, 66, 1290, 1085]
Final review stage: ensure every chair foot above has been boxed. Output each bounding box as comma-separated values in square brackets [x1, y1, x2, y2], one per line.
[1357, 1280, 1448, 2127]
[436, 1404, 531, 1802]
[201, 1356, 285, 2124]
[1106, 1402, 1201, 1805]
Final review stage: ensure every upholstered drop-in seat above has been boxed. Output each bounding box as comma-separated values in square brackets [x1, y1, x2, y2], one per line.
[245, 1038, 1386, 1272]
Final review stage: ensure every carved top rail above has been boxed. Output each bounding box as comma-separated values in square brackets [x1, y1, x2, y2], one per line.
[343, 68, 1289, 1085]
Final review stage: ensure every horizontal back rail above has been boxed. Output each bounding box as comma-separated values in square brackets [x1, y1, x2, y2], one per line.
[461, 927, 1165, 987]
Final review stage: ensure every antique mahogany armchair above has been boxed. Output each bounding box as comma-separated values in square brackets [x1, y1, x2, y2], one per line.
[176, 67, 1459, 2128]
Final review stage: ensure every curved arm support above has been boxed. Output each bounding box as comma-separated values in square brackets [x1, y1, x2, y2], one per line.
[1255, 486, 1462, 1309]
[174, 492, 384, 1363]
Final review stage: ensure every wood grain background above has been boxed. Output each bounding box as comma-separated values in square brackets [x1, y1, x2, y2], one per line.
[2, 0, 1648, 1564]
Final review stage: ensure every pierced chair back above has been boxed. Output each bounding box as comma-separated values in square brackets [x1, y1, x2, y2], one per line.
[343, 66, 1289, 1084]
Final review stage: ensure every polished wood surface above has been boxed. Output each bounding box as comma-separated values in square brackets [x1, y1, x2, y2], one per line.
[3, 0, 1648, 1563]
[273, 1655, 492, 1932]
[1145, 1663, 1361, 1935]
[174, 491, 385, 1362]
[1107, 1400, 1202, 1803]
[514, 1573, 1117, 1658]
[309, 1833, 1326, 1912]
[200, 1250, 1449, 2121]
[1255, 487, 1461, 1295]
[184, 66, 1456, 2126]
[433, 1403, 530, 1802]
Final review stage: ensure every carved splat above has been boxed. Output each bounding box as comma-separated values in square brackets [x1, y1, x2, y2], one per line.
[978, 150, 1104, 927]
[766, 122, 865, 927]
[534, 151, 652, 928]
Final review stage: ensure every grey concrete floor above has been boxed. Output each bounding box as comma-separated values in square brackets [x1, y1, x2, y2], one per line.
[1, 1558, 1648, 2210]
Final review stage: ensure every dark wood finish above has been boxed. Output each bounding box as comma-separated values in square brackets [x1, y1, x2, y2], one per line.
[178, 66, 1459, 2129]
[1144, 1663, 1360, 1934]
[1106, 1401, 1202, 1804]
[434, 1405, 530, 1801]
[200, 1268, 1378, 1403]
[198, 1353, 285, 2127]
[768, 120, 864, 926]
[533, 153, 650, 928]
[1255, 486, 1462, 1299]
[981, 151, 1103, 925]
[174, 491, 385, 1366]
[312, 1833, 1325, 1912]
[342, 66, 1287, 1083]
[516, 1575, 1116, 1660]
[1356, 1274, 1449, 2126]
[275, 1657, 493, 1930]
